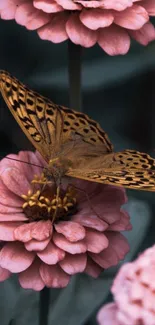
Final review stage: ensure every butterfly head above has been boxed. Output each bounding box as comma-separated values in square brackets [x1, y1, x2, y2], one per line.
[43, 157, 73, 186]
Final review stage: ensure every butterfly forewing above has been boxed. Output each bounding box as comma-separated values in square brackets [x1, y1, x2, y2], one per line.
[0, 70, 113, 163]
[1, 71, 155, 192]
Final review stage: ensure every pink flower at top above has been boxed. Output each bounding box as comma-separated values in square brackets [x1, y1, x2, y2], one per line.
[0, 150, 131, 291]
[97, 245, 155, 325]
[0, 1, 155, 55]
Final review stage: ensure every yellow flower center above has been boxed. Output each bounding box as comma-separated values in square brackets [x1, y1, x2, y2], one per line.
[21, 173, 77, 222]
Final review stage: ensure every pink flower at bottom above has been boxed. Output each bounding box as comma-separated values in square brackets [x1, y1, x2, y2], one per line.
[97, 245, 155, 325]
[0, 1, 155, 55]
[0, 150, 131, 291]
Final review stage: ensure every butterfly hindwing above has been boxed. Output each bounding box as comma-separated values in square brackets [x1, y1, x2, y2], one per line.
[67, 150, 155, 191]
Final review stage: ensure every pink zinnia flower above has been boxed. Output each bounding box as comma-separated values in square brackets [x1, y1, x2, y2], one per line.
[0, 150, 131, 291]
[0, 1, 155, 55]
[97, 245, 155, 325]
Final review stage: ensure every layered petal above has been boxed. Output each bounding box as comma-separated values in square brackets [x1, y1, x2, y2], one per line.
[40, 263, 70, 287]
[59, 253, 87, 274]
[0, 0, 154, 53]
[85, 229, 109, 253]
[0, 242, 35, 272]
[37, 241, 65, 264]
[129, 21, 155, 45]
[15, 2, 51, 30]
[14, 220, 53, 242]
[0, 266, 11, 281]
[38, 11, 68, 42]
[66, 13, 97, 47]
[33, 0, 64, 13]
[80, 9, 114, 30]
[114, 5, 149, 30]
[54, 221, 85, 242]
[98, 25, 130, 55]
[84, 257, 102, 278]
[19, 259, 45, 291]
[53, 232, 87, 254]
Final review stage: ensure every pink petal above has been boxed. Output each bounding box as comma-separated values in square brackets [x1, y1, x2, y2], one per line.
[106, 232, 129, 260]
[56, 0, 81, 10]
[0, 0, 26, 13]
[0, 202, 22, 214]
[97, 0, 134, 11]
[66, 13, 97, 47]
[0, 265, 11, 281]
[25, 237, 51, 251]
[84, 257, 102, 278]
[33, 0, 64, 13]
[59, 253, 87, 275]
[98, 210, 123, 226]
[37, 241, 65, 264]
[14, 220, 53, 242]
[54, 221, 85, 242]
[0, 222, 22, 241]
[15, 2, 51, 30]
[0, 242, 35, 272]
[108, 210, 132, 231]
[53, 232, 87, 254]
[140, 0, 155, 16]
[114, 5, 149, 30]
[85, 229, 109, 253]
[72, 213, 108, 231]
[0, 178, 23, 207]
[40, 263, 70, 288]
[0, 5, 16, 19]
[0, 167, 32, 196]
[0, 213, 27, 222]
[97, 303, 119, 325]
[80, 185, 127, 218]
[18, 151, 44, 183]
[38, 11, 68, 43]
[98, 25, 130, 55]
[80, 9, 114, 30]
[90, 246, 119, 269]
[75, 0, 104, 9]
[0, 154, 22, 169]
[19, 259, 45, 291]
[0, 0, 10, 10]
[30, 220, 53, 240]
[129, 21, 155, 45]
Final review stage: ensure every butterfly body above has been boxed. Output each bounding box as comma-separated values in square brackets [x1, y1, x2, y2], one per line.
[44, 157, 73, 186]
[1, 70, 155, 192]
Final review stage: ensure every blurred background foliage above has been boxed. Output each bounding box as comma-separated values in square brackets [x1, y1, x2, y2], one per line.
[0, 18, 155, 325]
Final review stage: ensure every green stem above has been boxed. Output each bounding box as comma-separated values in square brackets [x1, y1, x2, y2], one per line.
[39, 287, 50, 325]
[68, 40, 82, 112]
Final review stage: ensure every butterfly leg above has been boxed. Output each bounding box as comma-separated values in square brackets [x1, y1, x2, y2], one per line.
[52, 185, 60, 223]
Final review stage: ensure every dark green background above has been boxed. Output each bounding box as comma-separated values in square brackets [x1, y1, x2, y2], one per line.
[0, 18, 155, 325]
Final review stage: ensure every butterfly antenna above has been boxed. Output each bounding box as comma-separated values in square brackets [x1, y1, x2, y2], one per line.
[0, 155, 45, 169]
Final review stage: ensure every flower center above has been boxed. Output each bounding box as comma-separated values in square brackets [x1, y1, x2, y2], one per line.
[21, 173, 77, 222]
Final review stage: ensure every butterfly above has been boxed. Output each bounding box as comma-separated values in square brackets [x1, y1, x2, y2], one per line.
[1, 70, 155, 193]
